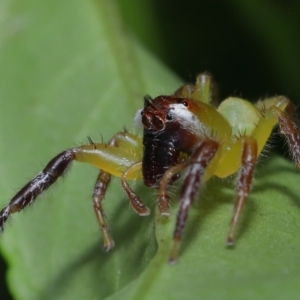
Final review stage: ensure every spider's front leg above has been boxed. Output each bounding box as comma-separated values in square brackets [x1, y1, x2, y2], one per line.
[0, 150, 74, 229]
[0, 131, 143, 251]
[169, 138, 220, 264]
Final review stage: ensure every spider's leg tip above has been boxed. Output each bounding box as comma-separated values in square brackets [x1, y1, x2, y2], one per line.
[168, 238, 180, 265]
[168, 257, 177, 265]
[226, 238, 235, 248]
[139, 206, 151, 216]
[103, 241, 115, 252]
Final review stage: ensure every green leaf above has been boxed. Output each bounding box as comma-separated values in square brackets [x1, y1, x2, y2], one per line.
[1, 1, 300, 300]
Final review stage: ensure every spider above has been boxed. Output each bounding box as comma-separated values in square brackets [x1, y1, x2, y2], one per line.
[0, 74, 299, 264]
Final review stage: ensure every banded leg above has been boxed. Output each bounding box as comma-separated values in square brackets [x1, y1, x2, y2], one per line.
[276, 108, 300, 166]
[91, 131, 143, 251]
[91, 132, 127, 252]
[0, 150, 74, 230]
[0, 131, 143, 235]
[253, 96, 300, 164]
[93, 171, 114, 251]
[169, 139, 219, 264]
[227, 137, 258, 246]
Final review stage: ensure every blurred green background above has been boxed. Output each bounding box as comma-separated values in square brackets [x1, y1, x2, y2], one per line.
[1, 0, 300, 299]
[119, 0, 300, 101]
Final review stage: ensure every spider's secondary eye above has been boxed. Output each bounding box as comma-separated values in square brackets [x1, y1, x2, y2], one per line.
[182, 100, 188, 107]
[166, 114, 172, 121]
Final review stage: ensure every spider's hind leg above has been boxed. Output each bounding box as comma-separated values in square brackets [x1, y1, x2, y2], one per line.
[227, 136, 258, 246]
[253, 96, 300, 165]
[226, 94, 300, 245]
[226, 95, 300, 245]
[276, 103, 300, 166]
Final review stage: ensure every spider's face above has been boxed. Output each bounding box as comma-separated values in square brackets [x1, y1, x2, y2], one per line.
[138, 95, 171, 131]
[137, 95, 200, 133]
[137, 95, 206, 150]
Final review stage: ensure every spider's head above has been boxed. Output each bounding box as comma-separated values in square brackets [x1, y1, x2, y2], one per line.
[136, 95, 208, 152]
[137, 95, 201, 132]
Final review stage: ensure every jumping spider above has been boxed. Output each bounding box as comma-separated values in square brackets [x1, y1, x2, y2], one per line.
[1, 74, 299, 264]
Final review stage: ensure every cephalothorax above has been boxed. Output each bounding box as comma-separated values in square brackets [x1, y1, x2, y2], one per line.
[1, 74, 299, 264]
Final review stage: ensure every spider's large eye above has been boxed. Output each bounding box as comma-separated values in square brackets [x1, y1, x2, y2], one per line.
[152, 116, 164, 130]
